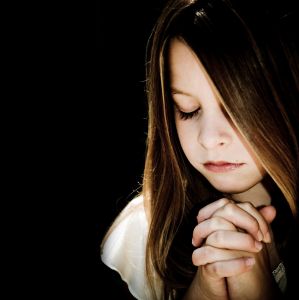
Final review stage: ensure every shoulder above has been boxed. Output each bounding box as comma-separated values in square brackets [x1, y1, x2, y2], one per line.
[101, 195, 148, 248]
[100, 195, 152, 299]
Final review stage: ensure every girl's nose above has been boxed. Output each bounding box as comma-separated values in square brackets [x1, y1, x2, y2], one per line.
[197, 114, 232, 150]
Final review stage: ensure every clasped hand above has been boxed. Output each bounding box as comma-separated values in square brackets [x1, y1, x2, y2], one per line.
[188, 198, 280, 300]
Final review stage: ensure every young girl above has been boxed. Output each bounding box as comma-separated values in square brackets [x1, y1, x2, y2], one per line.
[101, 0, 299, 299]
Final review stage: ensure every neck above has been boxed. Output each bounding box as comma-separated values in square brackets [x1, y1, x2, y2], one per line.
[231, 182, 271, 207]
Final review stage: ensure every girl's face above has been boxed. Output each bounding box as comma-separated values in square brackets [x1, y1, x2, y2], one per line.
[169, 38, 266, 195]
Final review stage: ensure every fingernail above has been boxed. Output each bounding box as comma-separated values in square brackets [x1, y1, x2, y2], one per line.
[245, 257, 255, 266]
[264, 231, 271, 243]
[192, 238, 195, 246]
[255, 241, 263, 250]
[257, 230, 263, 241]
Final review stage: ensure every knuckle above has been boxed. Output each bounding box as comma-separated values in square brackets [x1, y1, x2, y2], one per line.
[219, 198, 231, 206]
[202, 245, 213, 263]
[191, 250, 198, 265]
[245, 234, 256, 248]
[192, 224, 199, 238]
[192, 247, 209, 266]
[212, 264, 222, 276]
[211, 231, 223, 245]
[196, 211, 204, 222]
[224, 202, 235, 215]
[242, 202, 254, 210]
[196, 211, 201, 222]
[192, 248, 201, 266]
[192, 224, 202, 242]
[192, 251, 199, 266]
[211, 217, 222, 228]
[201, 246, 209, 261]
[206, 262, 222, 278]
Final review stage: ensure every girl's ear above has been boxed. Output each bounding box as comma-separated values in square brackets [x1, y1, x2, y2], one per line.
[258, 205, 276, 224]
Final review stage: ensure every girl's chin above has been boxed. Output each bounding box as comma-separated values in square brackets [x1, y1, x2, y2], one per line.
[199, 170, 264, 194]
[209, 181, 254, 194]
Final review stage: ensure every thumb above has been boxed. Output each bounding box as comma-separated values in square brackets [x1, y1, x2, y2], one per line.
[258, 205, 276, 224]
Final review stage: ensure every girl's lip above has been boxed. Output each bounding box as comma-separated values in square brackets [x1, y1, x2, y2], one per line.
[203, 161, 244, 173]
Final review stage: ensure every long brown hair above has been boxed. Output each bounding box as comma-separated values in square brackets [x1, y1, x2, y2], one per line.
[143, 0, 299, 298]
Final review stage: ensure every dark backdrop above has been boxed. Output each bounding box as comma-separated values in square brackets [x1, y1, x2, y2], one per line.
[96, 1, 166, 297]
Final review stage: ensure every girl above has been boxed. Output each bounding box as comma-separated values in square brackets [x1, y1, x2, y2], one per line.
[101, 0, 299, 299]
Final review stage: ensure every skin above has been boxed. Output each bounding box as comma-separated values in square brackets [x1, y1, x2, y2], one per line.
[168, 38, 282, 299]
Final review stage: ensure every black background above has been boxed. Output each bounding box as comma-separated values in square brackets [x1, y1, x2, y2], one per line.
[96, 1, 166, 297]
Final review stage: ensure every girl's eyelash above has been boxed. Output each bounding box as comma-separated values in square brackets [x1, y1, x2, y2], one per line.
[177, 108, 201, 120]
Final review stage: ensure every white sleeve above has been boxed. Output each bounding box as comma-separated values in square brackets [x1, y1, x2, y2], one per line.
[101, 196, 157, 299]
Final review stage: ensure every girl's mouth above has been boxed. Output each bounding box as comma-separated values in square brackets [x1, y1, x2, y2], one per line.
[203, 161, 245, 173]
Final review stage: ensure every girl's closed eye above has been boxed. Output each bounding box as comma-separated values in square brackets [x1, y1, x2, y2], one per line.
[176, 106, 201, 120]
